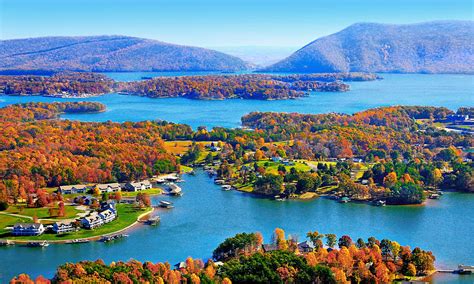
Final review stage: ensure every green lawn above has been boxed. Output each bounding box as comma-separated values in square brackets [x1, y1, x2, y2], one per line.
[0, 214, 30, 235]
[252, 160, 311, 174]
[180, 165, 194, 173]
[7, 204, 152, 241]
[120, 188, 163, 197]
[6, 204, 81, 220]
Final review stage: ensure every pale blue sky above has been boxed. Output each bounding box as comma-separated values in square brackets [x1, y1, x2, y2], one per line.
[1, 0, 472, 47]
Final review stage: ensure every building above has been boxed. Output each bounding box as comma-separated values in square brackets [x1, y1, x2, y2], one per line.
[52, 221, 77, 234]
[272, 156, 283, 163]
[95, 183, 121, 193]
[81, 212, 104, 229]
[12, 223, 45, 236]
[262, 244, 278, 253]
[124, 180, 152, 192]
[447, 114, 469, 122]
[73, 195, 96, 206]
[99, 209, 116, 224]
[58, 184, 89, 194]
[298, 241, 315, 253]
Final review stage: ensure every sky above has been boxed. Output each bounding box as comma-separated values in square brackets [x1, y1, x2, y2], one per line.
[1, 0, 473, 47]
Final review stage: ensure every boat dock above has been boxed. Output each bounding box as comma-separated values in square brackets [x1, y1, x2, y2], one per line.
[145, 216, 160, 225]
[99, 233, 129, 243]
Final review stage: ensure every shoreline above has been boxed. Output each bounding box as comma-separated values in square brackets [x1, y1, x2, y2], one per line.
[1, 207, 154, 244]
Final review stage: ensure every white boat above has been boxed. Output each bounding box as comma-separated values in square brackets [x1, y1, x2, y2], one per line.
[221, 185, 232, 191]
[159, 200, 174, 208]
[27, 241, 49, 247]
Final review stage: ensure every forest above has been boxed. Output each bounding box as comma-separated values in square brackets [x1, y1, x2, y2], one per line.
[187, 106, 473, 203]
[0, 72, 113, 96]
[0, 102, 182, 204]
[10, 228, 435, 283]
[0, 103, 472, 206]
[0, 72, 380, 100]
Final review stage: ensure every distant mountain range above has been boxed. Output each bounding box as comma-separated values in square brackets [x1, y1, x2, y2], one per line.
[263, 21, 474, 74]
[0, 35, 250, 72]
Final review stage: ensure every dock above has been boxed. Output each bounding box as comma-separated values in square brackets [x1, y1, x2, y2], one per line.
[145, 216, 160, 225]
[99, 233, 129, 243]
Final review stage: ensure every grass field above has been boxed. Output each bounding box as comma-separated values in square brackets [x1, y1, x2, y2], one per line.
[5, 204, 151, 241]
[164, 140, 215, 155]
[5, 204, 81, 220]
[120, 188, 163, 197]
[0, 214, 31, 235]
[251, 160, 311, 174]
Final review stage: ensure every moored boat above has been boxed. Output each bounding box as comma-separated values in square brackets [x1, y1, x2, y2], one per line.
[65, 239, 90, 244]
[339, 197, 351, 203]
[221, 185, 232, 191]
[159, 200, 174, 209]
[27, 241, 49, 247]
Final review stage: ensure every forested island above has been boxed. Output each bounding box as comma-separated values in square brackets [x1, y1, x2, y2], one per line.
[0, 72, 379, 100]
[11, 229, 435, 283]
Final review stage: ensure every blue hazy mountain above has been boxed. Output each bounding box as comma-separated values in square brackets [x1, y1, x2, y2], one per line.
[0, 35, 250, 72]
[263, 21, 474, 74]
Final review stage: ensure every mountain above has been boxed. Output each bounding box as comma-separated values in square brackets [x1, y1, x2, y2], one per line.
[263, 21, 474, 74]
[0, 35, 250, 72]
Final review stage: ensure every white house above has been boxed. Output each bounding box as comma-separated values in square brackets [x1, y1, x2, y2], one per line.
[59, 184, 89, 194]
[96, 183, 121, 193]
[52, 221, 77, 234]
[12, 223, 45, 236]
[81, 213, 104, 229]
[99, 209, 116, 224]
[125, 180, 152, 192]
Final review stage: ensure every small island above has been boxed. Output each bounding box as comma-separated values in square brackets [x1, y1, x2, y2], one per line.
[0, 72, 381, 100]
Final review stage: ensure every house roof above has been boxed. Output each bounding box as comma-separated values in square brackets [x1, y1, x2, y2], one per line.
[96, 183, 121, 190]
[127, 180, 151, 187]
[59, 184, 88, 190]
[83, 212, 101, 223]
[99, 209, 115, 218]
[14, 223, 43, 229]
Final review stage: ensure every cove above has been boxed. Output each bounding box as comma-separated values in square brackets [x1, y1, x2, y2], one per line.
[0, 73, 473, 129]
[0, 170, 473, 282]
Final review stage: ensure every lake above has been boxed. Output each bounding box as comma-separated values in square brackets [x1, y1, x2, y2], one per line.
[0, 170, 473, 283]
[0, 72, 473, 282]
[0, 73, 473, 129]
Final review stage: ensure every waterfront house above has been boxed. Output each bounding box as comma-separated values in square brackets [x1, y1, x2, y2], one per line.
[52, 221, 77, 234]
[12, 223, 45, 236]
[96, 183, 121, 193]
[125, 180, 152, 192]
[81, 212, 104, 229]
[59, 184, 89, 194]
[447, 114, 469, 122]
[298, 241, 315, 253]
[99, 209, 116, 224]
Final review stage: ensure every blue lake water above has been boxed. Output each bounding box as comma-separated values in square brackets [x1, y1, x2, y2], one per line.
[0, 170, 473, 283]
[0, 73, 473, 282]
[1, 73, 473, 129]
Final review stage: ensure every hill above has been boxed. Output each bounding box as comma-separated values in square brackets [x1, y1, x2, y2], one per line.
[0, 35, 250, 72]
[263, 21, 474, 74]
